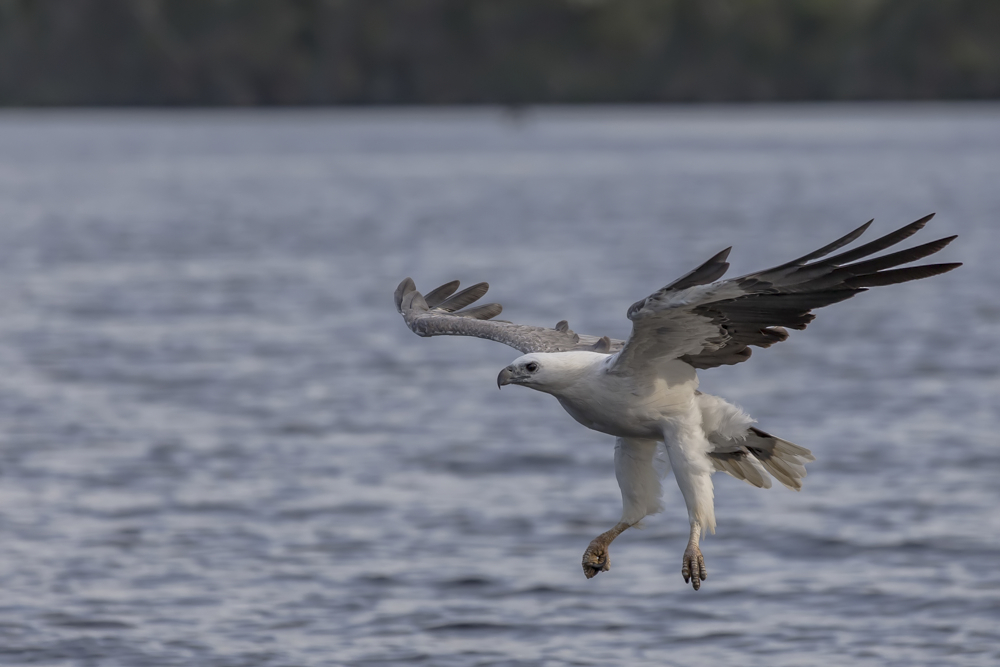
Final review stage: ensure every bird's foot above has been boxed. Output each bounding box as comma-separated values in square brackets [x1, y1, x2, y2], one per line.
[582, 538, 611, 579]
[681, 544, 707, 591]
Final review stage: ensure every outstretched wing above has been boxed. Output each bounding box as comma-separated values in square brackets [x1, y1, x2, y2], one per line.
[611, 214, 961, 373]
[395, 278, 622, 354]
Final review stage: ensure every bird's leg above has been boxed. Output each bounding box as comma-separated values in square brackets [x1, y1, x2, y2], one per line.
[582, 521, 631, 579]
[681, 521, 707, 590]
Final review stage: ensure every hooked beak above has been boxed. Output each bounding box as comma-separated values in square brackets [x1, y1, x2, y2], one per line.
[497, 366, 514, 389]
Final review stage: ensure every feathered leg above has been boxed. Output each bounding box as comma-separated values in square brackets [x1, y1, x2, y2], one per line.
[663, 414, 716, 591]
[582, 438, 664, 578]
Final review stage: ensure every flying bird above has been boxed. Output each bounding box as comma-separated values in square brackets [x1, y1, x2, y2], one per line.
[394, 214, 959, 590]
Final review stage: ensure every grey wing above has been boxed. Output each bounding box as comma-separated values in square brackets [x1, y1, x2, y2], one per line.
[395, 278, 623, 355]
[611, 213, 961, 373]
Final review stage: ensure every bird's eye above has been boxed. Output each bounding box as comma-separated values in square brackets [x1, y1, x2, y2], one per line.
[526, 362, 539, 373]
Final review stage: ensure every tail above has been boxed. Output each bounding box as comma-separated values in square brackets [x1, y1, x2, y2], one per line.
[697, 392, 816, 491]
[708, 427, 815, 491]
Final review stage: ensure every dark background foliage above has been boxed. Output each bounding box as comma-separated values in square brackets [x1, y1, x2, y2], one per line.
[1, 0, 999, 105]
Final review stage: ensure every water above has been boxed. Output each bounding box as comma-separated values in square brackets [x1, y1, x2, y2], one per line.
[0, 105, 997, 666]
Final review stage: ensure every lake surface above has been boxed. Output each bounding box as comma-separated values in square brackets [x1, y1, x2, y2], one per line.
[0, 105, 996, 666]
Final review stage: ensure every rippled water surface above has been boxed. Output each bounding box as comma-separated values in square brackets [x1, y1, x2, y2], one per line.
[0, 105, 997, 666]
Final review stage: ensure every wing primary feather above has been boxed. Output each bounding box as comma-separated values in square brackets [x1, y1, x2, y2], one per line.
[663, 247, 732, 291]
[401, 288, 428, 314]
[423, 280, 461, 308]
[820, 213, 936, 266]
[436, 282, 490, 312]
[767, 219, 873, 271]
[830, 236, 957, 277]
[844, 262, 962, 288]
[394, 277, 416, 313]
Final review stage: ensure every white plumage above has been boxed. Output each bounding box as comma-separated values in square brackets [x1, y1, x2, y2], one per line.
[395, 215, 959, 589]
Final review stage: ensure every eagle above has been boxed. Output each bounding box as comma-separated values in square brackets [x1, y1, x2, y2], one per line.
[394, 214, 959, 590]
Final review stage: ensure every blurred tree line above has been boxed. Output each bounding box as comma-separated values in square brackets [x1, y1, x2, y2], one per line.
[1, 0, 998, 105]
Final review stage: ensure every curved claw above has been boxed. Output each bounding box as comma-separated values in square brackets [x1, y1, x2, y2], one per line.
[681, 547, 707, 591]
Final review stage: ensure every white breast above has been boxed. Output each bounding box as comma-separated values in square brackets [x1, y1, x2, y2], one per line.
[552, 357, 699, 439]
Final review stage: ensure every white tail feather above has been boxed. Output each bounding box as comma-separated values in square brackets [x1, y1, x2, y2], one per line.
[698, 393, 815, 491]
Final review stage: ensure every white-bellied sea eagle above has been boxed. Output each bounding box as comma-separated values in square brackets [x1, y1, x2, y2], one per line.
[394, 214, 959, 590]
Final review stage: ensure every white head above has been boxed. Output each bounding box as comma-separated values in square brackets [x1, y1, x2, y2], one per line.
[496, 352, 599, 395]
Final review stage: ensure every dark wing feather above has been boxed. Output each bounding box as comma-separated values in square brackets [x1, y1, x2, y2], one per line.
[422, 280, 460, 308]
[661, 247, 732, 291]
[613, 214, 960, 372]
[395, 278, 623, 355]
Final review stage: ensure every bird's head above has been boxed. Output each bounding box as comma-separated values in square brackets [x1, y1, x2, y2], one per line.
[497, 352, 593, 395]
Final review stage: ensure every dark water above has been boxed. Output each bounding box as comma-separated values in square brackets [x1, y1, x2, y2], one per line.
[0, 105, 996, 666]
